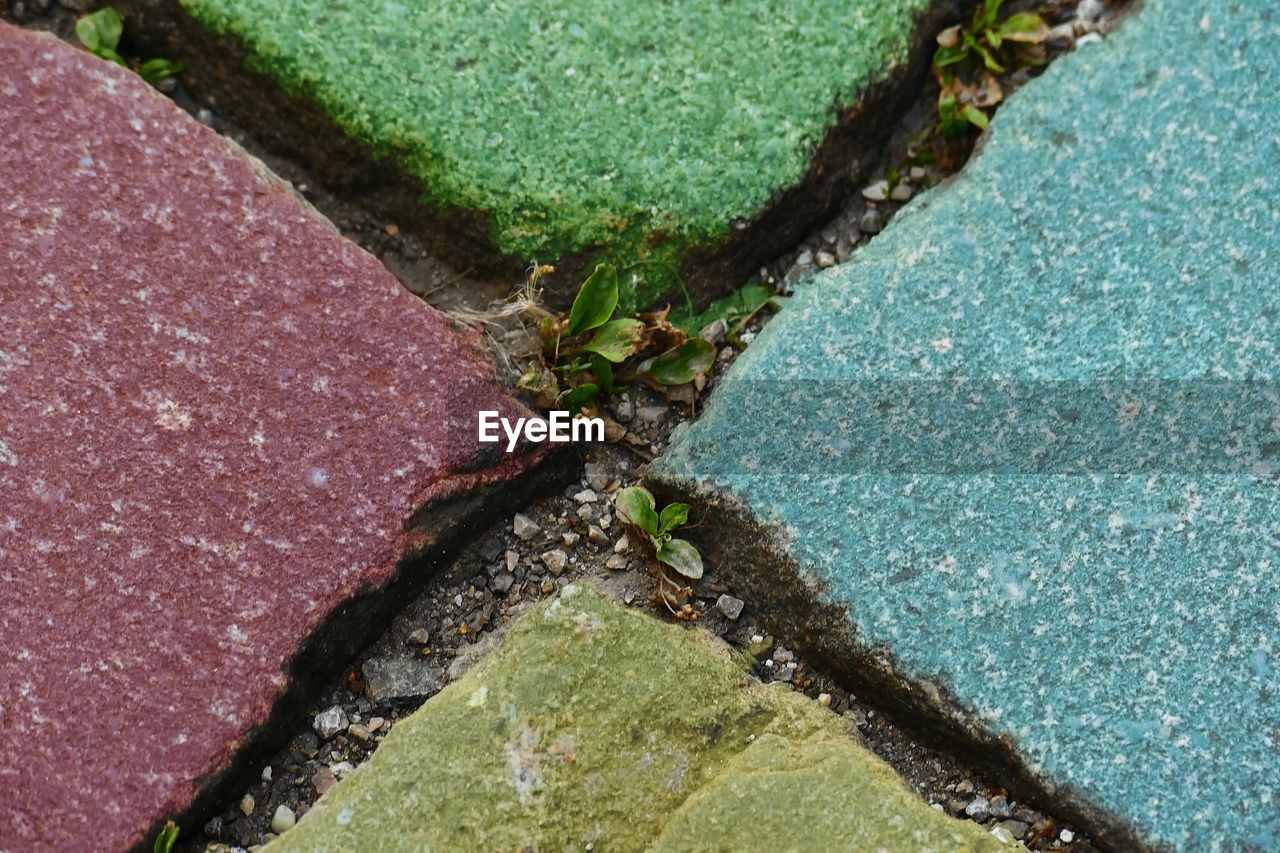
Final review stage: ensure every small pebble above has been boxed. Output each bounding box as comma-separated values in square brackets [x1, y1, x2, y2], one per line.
[239, 794, 255, 816]
[587, 525, 609, 545]
[636, 406, 667, 424]
[858, 209, 882, 234]
[614, 535, 630, 554]
[505, 550, 519, 572]
[815, 251, 836, 269]
[492, 571, 515, 594]
[989, 794, 1012, 820]
[261, 766, 272, 783]
[1060, 829, 1075, 843]
[312, 767, 338, 796]
[573, 489, 598, 504]
[965, 796, 991, 821]
[699, 318, 728, 345]
[890, 183, 913, 202]
[312, 705, 349, 740]
[406, 628, 431, 646]
[562, 532, 580, 547]
[369, 716, 386, 732]
[347, 723, 373, 744]
[818, 693, 832, 706]
[715, 594, 744, 620]
[909, 166, 926, 181]
[989, 825, 1015, 844]
[605, 554, 628, 570]
[861, 179, 890, 201]
[270, 805, 296, 834]
[513, 513, 540, 541]
[541, 549, 568, 576]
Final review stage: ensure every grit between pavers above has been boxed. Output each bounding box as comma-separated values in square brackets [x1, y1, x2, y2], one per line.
[0, 22, 550, 851]
[159, 0, 941, 310]
[266, 585, 1012, 853]
[654, 1, 1280, 850]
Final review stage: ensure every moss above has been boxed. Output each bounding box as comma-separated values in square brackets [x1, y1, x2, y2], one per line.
[266, 586, 1011, 852]
[175, 0, 933, 309]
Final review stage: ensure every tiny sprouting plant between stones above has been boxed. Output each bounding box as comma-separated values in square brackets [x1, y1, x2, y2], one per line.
[932, 0, 1050, 137]
[518, 263, 716, 416]
[152, 821, 179, 853]
[614, 486, 704, 621]
[75, 8, 184, 84]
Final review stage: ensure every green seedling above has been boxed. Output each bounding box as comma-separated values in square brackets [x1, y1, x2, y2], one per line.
[932, 0, 1049, 137]
[153, 821, 179, 853]
[615, 486, 704, 619]
[519, 264, 716, 418]
[76, 8, 184, 84]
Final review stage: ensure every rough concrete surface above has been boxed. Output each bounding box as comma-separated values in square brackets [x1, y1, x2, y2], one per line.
[0, 22, 549, 851]
[654, 1, 1280, 849]
[266, 585, 1013, 853]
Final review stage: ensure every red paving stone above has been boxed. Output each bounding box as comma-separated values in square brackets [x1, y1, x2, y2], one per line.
[0, 23, 546, 851]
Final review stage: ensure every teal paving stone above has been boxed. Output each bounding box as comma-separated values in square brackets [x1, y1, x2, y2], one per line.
[653, 1, 1280, 849]
[111, 0, 962, 310]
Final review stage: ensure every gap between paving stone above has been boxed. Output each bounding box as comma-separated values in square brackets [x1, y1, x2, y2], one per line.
[1, 4, 1115, 849]
[98, 0, 972, 310]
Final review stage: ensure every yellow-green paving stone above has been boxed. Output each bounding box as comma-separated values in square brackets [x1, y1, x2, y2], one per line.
[122, 0, 958, 310]
[265, 586, 1011, 852]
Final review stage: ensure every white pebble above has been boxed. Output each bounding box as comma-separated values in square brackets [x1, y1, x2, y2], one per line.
[270, 805, 296, 834]
[861, 179, 890, 201]
[239, 794, 255, 816]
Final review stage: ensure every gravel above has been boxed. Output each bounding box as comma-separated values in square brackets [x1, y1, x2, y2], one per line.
[312, 706, 349, 740]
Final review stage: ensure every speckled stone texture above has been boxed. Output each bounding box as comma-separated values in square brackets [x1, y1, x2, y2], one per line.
[0, 23, 547, 851]
[265, 585, 1009, 853]
[655, 1, 1280, 850]
[111, 0, 958, 311]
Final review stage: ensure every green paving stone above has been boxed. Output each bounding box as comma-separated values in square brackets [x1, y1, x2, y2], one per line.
[654, 1, 1280, 849]
[146, 0, 947, 310]
[265, 585, 1009, 852]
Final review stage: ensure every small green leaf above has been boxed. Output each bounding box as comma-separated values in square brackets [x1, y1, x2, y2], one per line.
[567, 264, 618, 336]
[537, 315, 558, 353]
[657, 538, 703, 580]
[997, 12, 1050, 43]
[644, 339, 714, 385]
[588, 353, 614, 394]
[583, 318, 645, 363]
[153, 822, 179, 853]
[615, 487, 659, 536]
[933, 43, 969, 67]
[138, 58, 184, 84]
[658, 502, 689, 534]
[986, 28, 1002, 49]
[980, 0, 1003, 27]
[563, 383, 599, 415]
[962, 105, 990, 130]
[76, 8, 123, 53]
[972, 41, 1004, 73]
[517, 361, 560, 407]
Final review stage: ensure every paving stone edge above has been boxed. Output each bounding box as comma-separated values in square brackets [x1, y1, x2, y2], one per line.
[647, 472, 1156, 853]
[126, 451, 572, 853]
[105, 0, 970, 310]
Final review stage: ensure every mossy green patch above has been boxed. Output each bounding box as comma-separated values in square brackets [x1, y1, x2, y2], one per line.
[175, 0, 933, 310]
[265, 585, 1011, 852]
